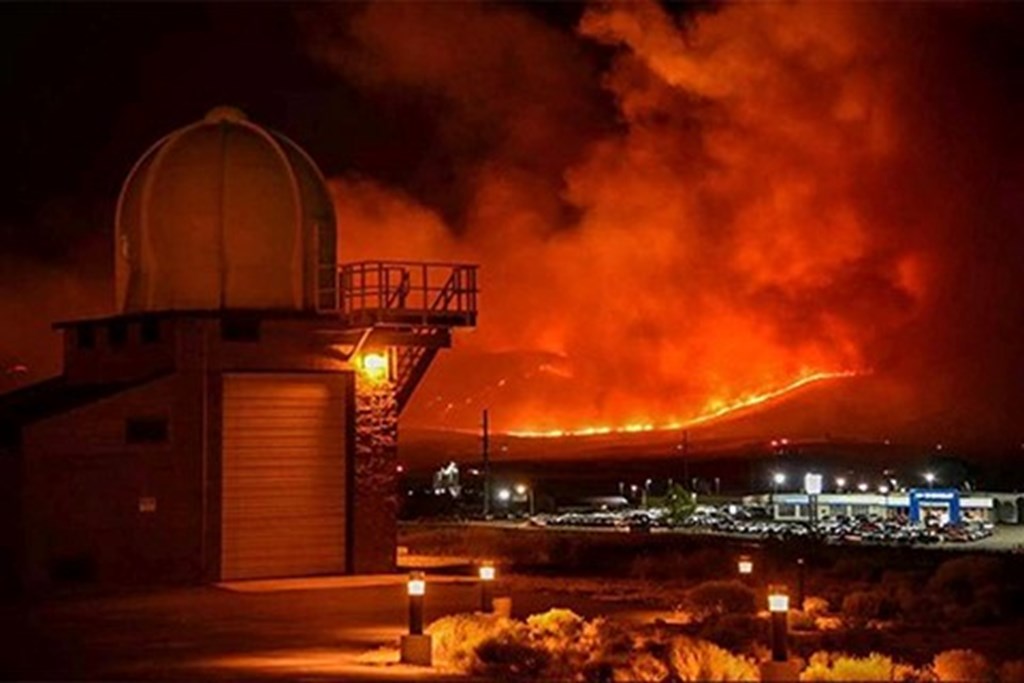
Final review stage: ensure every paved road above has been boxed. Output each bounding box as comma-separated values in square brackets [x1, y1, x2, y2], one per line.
[0, 577, 643, 681]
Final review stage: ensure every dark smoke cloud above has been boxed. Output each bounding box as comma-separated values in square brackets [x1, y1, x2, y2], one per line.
[303, 0, 1024, 440]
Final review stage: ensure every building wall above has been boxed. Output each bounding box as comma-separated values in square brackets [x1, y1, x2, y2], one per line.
[63, 318, 176, 386]
[21, 374, 204, 586]
[20, 313, 399, 587]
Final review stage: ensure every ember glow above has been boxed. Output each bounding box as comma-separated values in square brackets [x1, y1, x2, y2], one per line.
[506, 369, 860, 439]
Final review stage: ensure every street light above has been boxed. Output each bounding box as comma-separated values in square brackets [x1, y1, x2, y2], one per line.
[497, 488, 511, 503]
[479, 562, 496, 613]
[767, 586, 790, 663]
[857, 482, 869, 493]
[835, 476, 847, 492]
[924, 471, 936, 488]
[514, 483, 535, 516]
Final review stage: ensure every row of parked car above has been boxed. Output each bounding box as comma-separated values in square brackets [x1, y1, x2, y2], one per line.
[534, 505, 994, 544]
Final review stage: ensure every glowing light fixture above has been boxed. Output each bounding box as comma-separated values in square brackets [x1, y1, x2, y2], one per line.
[737, 556, 753, 575]
[479, 563, 496, 581]
[835, 476, 847, 490]
[773, 472, 786, 485]
[514, 483, 527, 496]
[358, 351, 389, 382]
[407, 571, 426, 636]
[768, 585, 790, 662]
[857, 482, 869, 492]
[768, 588, 789, 613]
[407, 573, 426, 597]
[497, 488, 511, 502]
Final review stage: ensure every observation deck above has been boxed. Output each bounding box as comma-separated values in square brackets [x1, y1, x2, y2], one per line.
[319, 261, 478, 329]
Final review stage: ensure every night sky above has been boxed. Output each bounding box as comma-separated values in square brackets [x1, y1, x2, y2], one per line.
[2, 2, 1023, 441]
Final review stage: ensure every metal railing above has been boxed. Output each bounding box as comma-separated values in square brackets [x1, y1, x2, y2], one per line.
[319, 261, 478, 327]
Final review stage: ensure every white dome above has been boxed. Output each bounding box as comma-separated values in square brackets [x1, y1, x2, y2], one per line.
[115, 107, 337, 312]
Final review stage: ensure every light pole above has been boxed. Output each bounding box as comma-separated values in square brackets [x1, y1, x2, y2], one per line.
[737, 555, 753, 581]
[767, 586, 790, 662]
[479, 562, 496, 613]
[515, 483, 534, 516]
[401, 572, 432, 666]
[407, 572, 426, 635]
[796, 558, 805, 610]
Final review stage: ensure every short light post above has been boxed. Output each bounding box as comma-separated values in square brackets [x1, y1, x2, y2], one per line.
[768, 586, 790, 662]
[400, 571, 432, 666]
[407, 571, 425, 635]
[479, 562, 496, 613]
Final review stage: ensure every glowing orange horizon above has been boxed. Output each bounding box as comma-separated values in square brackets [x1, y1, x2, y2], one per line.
[505, 369, 860, 439]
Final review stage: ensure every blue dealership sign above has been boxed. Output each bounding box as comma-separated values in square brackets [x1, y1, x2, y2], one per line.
[908, 488, 960, 524]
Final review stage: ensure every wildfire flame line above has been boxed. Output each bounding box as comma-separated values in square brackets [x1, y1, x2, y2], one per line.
[506, 369, 860, 439]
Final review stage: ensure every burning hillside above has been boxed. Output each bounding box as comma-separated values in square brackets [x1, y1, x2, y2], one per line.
[303, 1, 1023, 437]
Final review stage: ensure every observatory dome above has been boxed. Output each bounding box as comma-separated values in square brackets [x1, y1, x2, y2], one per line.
[115, 106, 337, 312]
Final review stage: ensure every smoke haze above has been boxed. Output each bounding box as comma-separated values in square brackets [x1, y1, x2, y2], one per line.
[302, 1, 1024, 438]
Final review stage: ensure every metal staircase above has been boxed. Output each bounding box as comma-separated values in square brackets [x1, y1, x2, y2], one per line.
[319, 261, 478, 413]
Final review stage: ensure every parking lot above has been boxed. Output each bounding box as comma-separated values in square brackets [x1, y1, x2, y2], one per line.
[531, 504, 1011, 548]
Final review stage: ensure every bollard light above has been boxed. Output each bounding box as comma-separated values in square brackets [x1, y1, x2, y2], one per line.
[737, 556, 753, 576]
[768, 591, 790, 613]
[407, 572, 426, 635]
[479, 562, 496, 612]
[767, 585, 790, 663]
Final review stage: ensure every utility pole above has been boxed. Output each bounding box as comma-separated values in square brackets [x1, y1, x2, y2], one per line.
[681, 429, 690, 491]
[482, 409, 491, 518]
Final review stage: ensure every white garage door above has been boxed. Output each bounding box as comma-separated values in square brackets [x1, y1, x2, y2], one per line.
[221, 373, 346, 580]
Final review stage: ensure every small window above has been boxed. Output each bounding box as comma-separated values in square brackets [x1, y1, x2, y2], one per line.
[125, 417, 169, 444]
[140, 319, 161, 344]
[108, 321, 128, 348]
[76, 324, 95, 349]
[221, 317, 261, 342]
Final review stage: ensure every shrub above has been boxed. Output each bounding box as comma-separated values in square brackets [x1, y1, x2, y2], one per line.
[927, 556, 1003, 606]
[668, 635, 759, 681]
[799, 651, 917, 681]
[427, 612, 523, 673]
[475, 637, 550, 679]
[683, 580, 757, 620]
[841, 590, 895, 621]
[931, 649, 993, 682]
[803, 596, 830, 616]
[698, 613, 767, 652]
[427, 609, 759, 681]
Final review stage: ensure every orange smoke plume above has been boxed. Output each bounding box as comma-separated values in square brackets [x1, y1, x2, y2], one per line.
[302, 1, 1022, 438]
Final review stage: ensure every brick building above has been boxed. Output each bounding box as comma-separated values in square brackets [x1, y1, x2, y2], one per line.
[0, 107, 476, 589]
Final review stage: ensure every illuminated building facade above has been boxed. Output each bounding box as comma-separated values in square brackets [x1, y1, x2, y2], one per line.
[0, 107, 476, 587]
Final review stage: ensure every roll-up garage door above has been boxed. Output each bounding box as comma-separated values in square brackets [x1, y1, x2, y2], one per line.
[221, 373, 346, 580]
